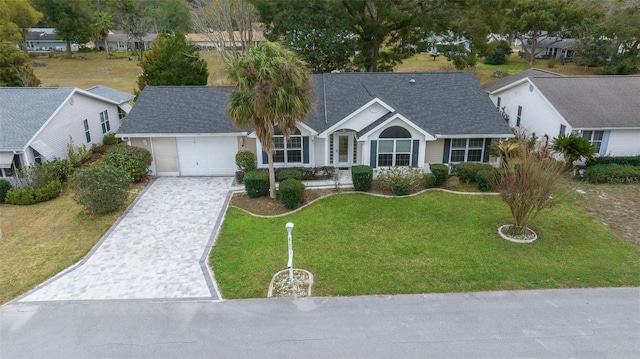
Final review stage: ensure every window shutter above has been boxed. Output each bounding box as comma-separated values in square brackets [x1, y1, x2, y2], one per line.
[302, 136, 310, 164]
[370, 140, 377, 168]
[411, 139, 419, 167]
[483, 138, 491, 163]
[442, 139, 451, 163]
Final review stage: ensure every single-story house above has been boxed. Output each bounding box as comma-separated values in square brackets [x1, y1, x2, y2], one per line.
[24, 28, 79, 52]
[520, 37, 578, 61]
[117, 72, 513, 176]
[484, 74, 640, 157]
[186, 31, 267, 50]
[96, 31, 159, 52]
[0, 86, 134, 178]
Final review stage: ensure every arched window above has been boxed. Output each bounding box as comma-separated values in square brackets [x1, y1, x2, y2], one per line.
[378, 126, 412, 166]
[273, 127, 302, 163]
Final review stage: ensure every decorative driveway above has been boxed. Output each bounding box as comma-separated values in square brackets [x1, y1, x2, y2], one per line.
[19, 177, 233, 302]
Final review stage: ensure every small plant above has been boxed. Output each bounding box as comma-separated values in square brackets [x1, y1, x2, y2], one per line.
[376, 166, 423, 195]
[244, 171, 270, 198]
[0, 179, 12, 203]
[235, 151, 256, 172]
[332, 170, 342, 190]
[429, 163, 449, 186]
[102, 133, 119, 146]
[278, 169, 303, 182]
[422, 173, 436, 188]
[551, 134, 595, 168]
[67, 137, 92, 168]
[70, 165, 132, 214]
[279, 178, 305, 209]
[102, 144, 152, 182]
[351, 165, 373, 191]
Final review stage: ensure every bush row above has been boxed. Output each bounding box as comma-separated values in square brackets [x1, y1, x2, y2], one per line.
[587, 156, 640, 167]
[584, 164, 640, 184]
[4, 180, 62, 205]
[250, 166, 336, 181]
[451, 163, 495, 183]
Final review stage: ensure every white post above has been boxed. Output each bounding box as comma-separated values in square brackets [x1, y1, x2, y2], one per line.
[286, 222, 294, 281]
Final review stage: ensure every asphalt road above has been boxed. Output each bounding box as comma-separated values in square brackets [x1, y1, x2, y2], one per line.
[1, 288, 638, 358]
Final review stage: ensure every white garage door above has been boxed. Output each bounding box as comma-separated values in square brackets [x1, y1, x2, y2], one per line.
[177, 137, 238, 176]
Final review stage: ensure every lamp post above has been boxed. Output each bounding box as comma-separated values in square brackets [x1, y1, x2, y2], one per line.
[286, 222, 294, 281]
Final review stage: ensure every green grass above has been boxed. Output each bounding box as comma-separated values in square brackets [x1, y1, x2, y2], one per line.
[212, 191, 640, 299]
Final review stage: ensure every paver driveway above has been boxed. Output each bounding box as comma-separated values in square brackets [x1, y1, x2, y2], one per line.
[19, 177, 233, 302]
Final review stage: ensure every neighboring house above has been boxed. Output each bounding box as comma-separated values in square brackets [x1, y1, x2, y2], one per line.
[117, 72, 513, 176]
[0, 86, 134, 178]
[520, 37, 578, 61]
[96, 31, 158, 52]
[422, 32, 471, 54]
[484, 74, 640, 157]
[186, 31, 267, 50]
[24, 28, 78, 52]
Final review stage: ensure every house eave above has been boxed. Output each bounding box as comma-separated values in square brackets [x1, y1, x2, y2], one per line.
[117, 132, 248, 138]
[435, 133, 515, 139]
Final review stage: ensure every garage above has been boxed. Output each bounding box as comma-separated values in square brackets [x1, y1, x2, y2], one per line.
[176, 136, 238, 176]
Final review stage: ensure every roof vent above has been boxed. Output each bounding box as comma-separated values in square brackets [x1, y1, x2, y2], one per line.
[331, 70, 340, 74]
[409, 79, 415, 84]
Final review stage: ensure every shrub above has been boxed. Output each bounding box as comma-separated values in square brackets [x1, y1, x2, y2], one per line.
[0, 179, 12, 203]
[244, 171, 270, 198]
[235, 151, 256, 172]
[584, 164, 640, 184]
[429, 163, 449, 186]
[351, 165, 373, 191]
[376, 166, 423, 195]
[12, 159, 72, 189]
[476, 170, 495, 192]
[67, 137, 92, 168]
[102, 144, 152, 182]
[70, 165, 132, 214]
[279, 178, 305, 209]
[278, 169, 303, 182]
[587, 156, 640, 167]
[453, 163, 495, 183]
[102, 132, 119, 146]
[4, 180, 61, 205]
[422, 173, 437, 188]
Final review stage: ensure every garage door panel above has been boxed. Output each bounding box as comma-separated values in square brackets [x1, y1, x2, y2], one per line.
[177, 137, 237, 176]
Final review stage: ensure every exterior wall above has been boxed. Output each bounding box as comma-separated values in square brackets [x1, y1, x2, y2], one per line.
[29, 94, 121, 166]
[424, 139, 445, 165]
[129, 137, 155, 174]
[331, 102, 390, 132]
[237, 136, 256, 155]
[491, 81, 570, 140]
[314, 137, 326, 166]
[606, 130, 640, 156]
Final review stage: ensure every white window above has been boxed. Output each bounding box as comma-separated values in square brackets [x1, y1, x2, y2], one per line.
[377, 126, 412, 167]
[516, 106, 522, 127]
[83, 119, 91, 143]
[582, 130, 604, 153]
[273, 128, 302, 164]
[450, 138, 485, 163]
[100, 110, 110, 134]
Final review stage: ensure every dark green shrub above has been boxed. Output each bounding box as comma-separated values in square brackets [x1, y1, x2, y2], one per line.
[351, 165, 373, 191]
[454, 163, 495, 183]
[476, 170, 495, 192]
[70, 165, 132, 214]
[102, 132, 119, 146]
[422, 173, 436, 188]
[278, 169, 304, 182]
[587, 156, 640, 167]
[429, 163, 449, 186]
[102, 144, 152, 182]
[584, 164, 640, 184]
[244, 171, 270, 198]
[235, 151, 256, 172]
[43, 158, 73, 182]
[0, 179, 12, 203]
[279, 178, 305, 209]
[390, 180, 411, 196]
[4, 180, 61, 205]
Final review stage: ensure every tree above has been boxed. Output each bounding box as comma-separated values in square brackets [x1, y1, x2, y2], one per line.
[135, 31, 209, 97]
[602, 5, 640, 74]
[226, 43, 315, 199]
[572, 17, 613, 70]
[190, 0, 259, 64]
[484, 40, 513, 65]
[152, 0, 191, 33]
[492, 139, 567, 236]
[507, 0, 584, 65]
[110, 0, 154, 59]
[0, 0, 42, 48]
[31, 0, 93, 58]
[91, 10, 112, 58]
[0, 42, 40, 86]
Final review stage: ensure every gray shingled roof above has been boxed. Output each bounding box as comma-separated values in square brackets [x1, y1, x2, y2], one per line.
[86, 85, 134, 104]
[117, 86, 245, 134]
[483, 68, 563, 92]
[530, 76, 640, 129]
[119, 72, 512, 137]
[0, 87, 74, 148]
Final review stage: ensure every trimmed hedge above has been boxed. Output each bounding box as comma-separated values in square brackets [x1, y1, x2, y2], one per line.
[351, 165, 373, 191]
[4, 180, 62, 205]
[278, 169, 303, 182]
[584, 164, 640, 184]
[0, 179, 12, 203]
[422, 173, 437, 189]
[453, 163, 495, 183]
[587, 156, 640, 167]
[235, 151, 256, 172]
[280, 178, 305, 209]
[429, 163, 449, 186]
[244, 171, 270, 198]
[476, 170, 495, 192]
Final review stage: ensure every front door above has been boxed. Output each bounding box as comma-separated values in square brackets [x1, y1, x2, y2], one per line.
[334, 133, 353, 167]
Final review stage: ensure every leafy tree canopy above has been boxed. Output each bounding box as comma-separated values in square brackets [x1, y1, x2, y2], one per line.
[0, 0, 42, 44]
[0, 42, 41, 87]
[31, 0, 93, 58]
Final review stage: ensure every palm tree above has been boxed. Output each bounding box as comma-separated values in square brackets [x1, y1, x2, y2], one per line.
[227, 42, 315, 199]
[92, 10, 112, 59]
[551, 134, 596, 167]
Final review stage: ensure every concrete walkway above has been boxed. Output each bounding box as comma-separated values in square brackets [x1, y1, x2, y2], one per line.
[19, 177, 233, 302]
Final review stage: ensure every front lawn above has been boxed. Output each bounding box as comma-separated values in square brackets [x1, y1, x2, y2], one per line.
[212, 191, 640, 298]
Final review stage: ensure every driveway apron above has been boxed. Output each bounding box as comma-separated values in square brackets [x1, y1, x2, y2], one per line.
[19, 177, 233, 302]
